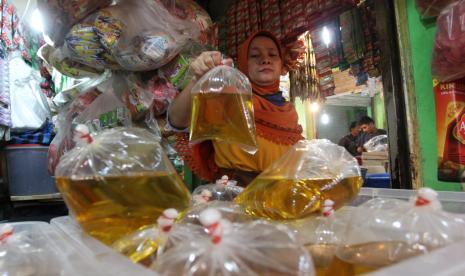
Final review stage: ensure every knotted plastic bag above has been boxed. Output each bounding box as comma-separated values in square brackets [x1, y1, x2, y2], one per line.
[38, 0, 112, 46]
[190, 65, 257, 152]
[94, 0, 199, 71]
[415, 0, 457, 19]
[235, 139, 362, 220]
[152, 208, 315, 276]
[55, 126, 191, 245]
[179, 201, 252, 225]
[291, 201, 355, 276]
[364, 134, 388, 152]
[192, 175, 244, 204]
[327, 188, 465, 274]
[432, 1, 465, 82]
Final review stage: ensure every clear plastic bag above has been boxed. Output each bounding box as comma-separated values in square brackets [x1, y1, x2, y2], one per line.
[235, 139, 362, 220]
[432, 1, 465, 82]
[152, 208, 315, 276]
[328, 188, 465, 274]
[363, 134, 388, 152]
[55, 126, 191, 245]
[415, 0, 457, 19]
[291, 202, 355, 276]
[179, 201, 252, 225]
[94, 0, 200, 71]
[37, 0, 112, 47]
[192, 175, 244, 204]
[190, 65, 257, 152]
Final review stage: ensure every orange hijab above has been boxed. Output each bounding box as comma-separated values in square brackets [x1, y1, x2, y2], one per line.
[176, 30, 303, 181]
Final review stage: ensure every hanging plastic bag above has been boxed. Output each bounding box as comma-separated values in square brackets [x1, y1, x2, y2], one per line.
[327, 188, 465, 274]
[291, 201, 355, 276]
[37, 0, 112, 47]
[416, 0, 457, 19]
[152, 208, 315, 276]
[235, 139, 362, 220]
[94, 0, 200, 71]
[363, 134, 388, 152]
[55, 125, 191, 245]
[9, 51, 51, 131]
[192, 175, 244, 204]
[190, 65, 257, 152]
[432, 1, 465, 82]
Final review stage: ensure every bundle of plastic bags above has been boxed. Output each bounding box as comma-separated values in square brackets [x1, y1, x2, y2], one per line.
[327, 188, 465, 274]
[364, 135, 388, 152]
[152, 208, 315, 275]
[235, 139, 362, 220]
[38, 0, 112, 46]
[416, 0, 457, 19]
[190, 65, 257, 152]
[55, 126, 191, 245]
[432, 0, 465, 82]
[94, 0, 200, 71]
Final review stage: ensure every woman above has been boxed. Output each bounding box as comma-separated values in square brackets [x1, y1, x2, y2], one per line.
[168, 30, 304, 186]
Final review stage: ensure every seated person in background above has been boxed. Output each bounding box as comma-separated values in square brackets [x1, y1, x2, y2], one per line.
[357, 116, 387, 153]
[338, 121, 360, 156]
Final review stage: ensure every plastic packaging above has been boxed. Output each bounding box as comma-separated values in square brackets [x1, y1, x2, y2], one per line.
[192, 175, 244, 204]
[37, 0, 112, 47]
[328, 188, 465, 274]
[179, 201, 252, 225]
[364, 135, 388, 152]
[432, 1, 465, 82]
[235, 139, 362, 220]
[190, 65, 257, 152]
[291, 202, 355, 276]
[152, 208, 315, 276]
[415, 0, 457, 19]
[94, 0, 200, 71]
[55, 126, 191, 245]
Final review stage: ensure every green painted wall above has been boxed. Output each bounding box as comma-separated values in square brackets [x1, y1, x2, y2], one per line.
[406, 0, 462, 191]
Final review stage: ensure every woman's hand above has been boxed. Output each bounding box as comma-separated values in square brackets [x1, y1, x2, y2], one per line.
[190, 51, 233, 79]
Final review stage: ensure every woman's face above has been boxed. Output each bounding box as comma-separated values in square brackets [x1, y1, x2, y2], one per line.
[247, 36, 283, 86]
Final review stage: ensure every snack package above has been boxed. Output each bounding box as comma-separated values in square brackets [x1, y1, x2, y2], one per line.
[291, 201, 355, 276]
[37, 0, 112, 46]
[152, 208, 315, 276]
[416, 0, 457, 19]
[192, 175, 244, 204]
[94, 0, 200, 71]
[55, 126, 191, 245]
[328, 188, 465, 274]
[38, 44, 103, 79]
[64, 19, 120, 70]
[235, 139, 362, 220]
[190, 65, 257, 152]
[432, 1, 465, 82]
[363, 135, 388, 152]
[112, 209, 205, 267]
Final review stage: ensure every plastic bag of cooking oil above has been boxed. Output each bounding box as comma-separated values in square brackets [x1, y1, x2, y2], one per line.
[363, 134, 388, 152]
[55, 126, 191, 245]
[179, 201, 251, 226]
[192, 175, 244, 204]
[94, 0, 199, 71]
[235, 139, 362, 220]
[290, 202, 355, 276]
[37, 0, 112, 47]
[328, 188, 465, 275]
[112, 209, 204, 267]
[190, 65, 257, 152]
[152, 208, 315, 276]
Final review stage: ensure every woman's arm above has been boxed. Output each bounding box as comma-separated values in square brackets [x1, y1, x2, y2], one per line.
[167, 51, 232, 129]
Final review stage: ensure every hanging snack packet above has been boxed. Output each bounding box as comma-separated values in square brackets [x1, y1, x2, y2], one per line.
[192, 175, 244, 204]
[235, 139, 362, 220]
[291, 201, 354, 276]
[152, 208, 315, 276]
[55, 126, 191, 245]
[190, 65, 257, 152]
[328, 188, 465, 275]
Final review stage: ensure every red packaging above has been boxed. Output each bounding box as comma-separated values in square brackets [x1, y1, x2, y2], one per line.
[434, 79, 465, 182]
